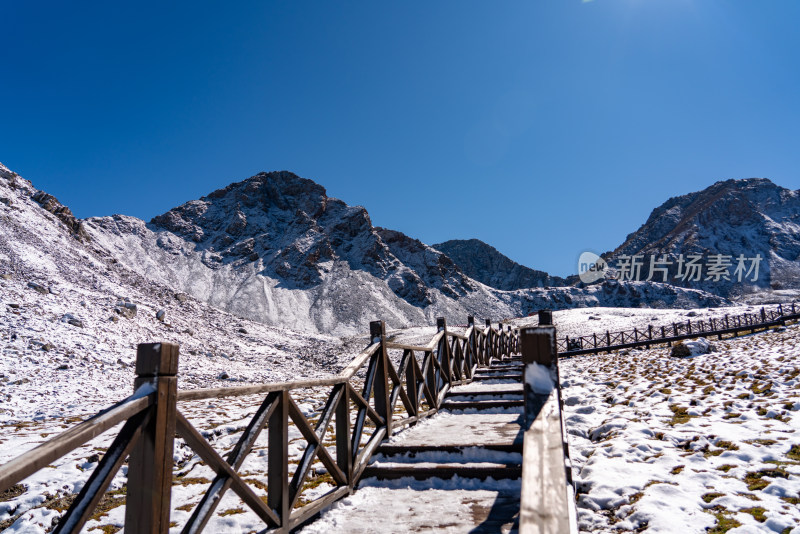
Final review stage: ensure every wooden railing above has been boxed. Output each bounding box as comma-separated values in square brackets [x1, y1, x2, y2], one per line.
[0, 316, 520, 533]
[558, 303, 800, 356]
[519, 324, 577, 533]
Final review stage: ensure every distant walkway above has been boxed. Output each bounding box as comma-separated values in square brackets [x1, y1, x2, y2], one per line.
[299, 359, 524, 534]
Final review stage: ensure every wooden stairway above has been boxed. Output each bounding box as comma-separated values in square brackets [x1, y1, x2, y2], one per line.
[306, 357, 526, 533]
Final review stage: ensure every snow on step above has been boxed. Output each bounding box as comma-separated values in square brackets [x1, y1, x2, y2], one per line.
[387, 411, 523, 448]
[451, 382, 524, 394]
[300, 375, 526, 532]
[298, 479, 521, 534]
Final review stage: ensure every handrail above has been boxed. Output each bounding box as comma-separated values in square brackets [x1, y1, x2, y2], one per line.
[176, 376, 347, 402]
[0, 316, 521, 534]
[0, 387, 154, 491]
[558, 303, 797, 356]
[385, 342, 433, 352]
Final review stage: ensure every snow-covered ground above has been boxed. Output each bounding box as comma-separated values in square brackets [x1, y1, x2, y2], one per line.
[561, 322, 800, 533]
[2, 302, 799, 533]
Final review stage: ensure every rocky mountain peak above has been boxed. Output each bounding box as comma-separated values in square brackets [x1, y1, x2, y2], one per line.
[433, 238, 566, 291]
[607, 177, 800, 298]
[142, 170, 472, 305]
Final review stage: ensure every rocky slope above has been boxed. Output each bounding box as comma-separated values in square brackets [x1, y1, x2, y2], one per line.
[602, 178, 800, 301]
[0, 163, 728, 335]
[433, 238, 567, 290]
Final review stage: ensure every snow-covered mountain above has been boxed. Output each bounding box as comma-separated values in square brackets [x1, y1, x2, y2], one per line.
[602, 178, 800, 301]
[433, 238, 567, 290]
[0, 163, 727, 335]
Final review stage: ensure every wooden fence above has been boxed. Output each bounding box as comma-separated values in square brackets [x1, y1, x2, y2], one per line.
[519, 324, 577, 533]
[558, 303, 800, 357]
[0, 317, 519, 534]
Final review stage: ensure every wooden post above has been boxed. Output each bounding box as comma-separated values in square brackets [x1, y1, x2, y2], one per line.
[496, 322, 504, 359]
[371, 320, 392, 438]
[521, 326, 556, 367]
[761, 307, 766, 323]
[467, 316, 477, 375]
[687, 320, 692, 334]
[268, 391, 289, 524]
[336, 384, 353, 490]
[660, 326, 665, 339]
[606, 330, 611, 348]
[436, 317, 453, 388]
[405, 350, 419, 418]
[538, 309, 553, 326]
[126, 343, 179, 534]
[485, 319, 493, 363]
[593, 333, 598, 353]
[520, 325, 559, 430]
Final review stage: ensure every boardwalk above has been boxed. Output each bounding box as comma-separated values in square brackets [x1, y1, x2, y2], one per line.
[299, 359, 525, 533]
[0, 320, 579, 533]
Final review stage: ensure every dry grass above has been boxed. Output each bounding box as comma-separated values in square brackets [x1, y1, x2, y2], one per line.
[668, 404, 694, 426]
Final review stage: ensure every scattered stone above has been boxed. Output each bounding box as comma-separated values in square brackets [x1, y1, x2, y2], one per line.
[0, 197, 12, 206]
[114, 301, 137, 319]
[29, 339, 55, 351]
[175, 292, 188, 303]
[671, 337, 714, 357]
[80, 300, 87, 307]
[11, 378, 30, 385]
[27, 281, 49, 294]
[156, 309, 166, 322]
[184, 328, 195, 336]
[671, 343, 692, 358]
[109, 315, 119, 323]
[217, 371, 230, 380]
[686, 311, 699, 317]
[61, 314, 84, 328]
[56, 364, 69, 370]
[237, 327, 248, 334]
[7, 303, 20, 309]
[0, 273, 12, 280]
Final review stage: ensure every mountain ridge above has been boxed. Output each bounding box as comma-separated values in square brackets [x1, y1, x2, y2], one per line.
[0, 162, 730, 335]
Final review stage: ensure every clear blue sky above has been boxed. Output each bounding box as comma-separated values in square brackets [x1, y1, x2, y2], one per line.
[2, 1, 799, 277]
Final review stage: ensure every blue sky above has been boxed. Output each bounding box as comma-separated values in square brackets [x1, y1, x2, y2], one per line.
[2, 1, 799, 276]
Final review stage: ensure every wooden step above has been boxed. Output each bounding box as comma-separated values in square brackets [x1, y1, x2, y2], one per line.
[471, 374, 521, 381]
[361, 464, 522, 481]
[477, 366, 524, 373]
[441, 399, 523, 410]
[377, 443, 523, 455]
[447, 389, 524, 398]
